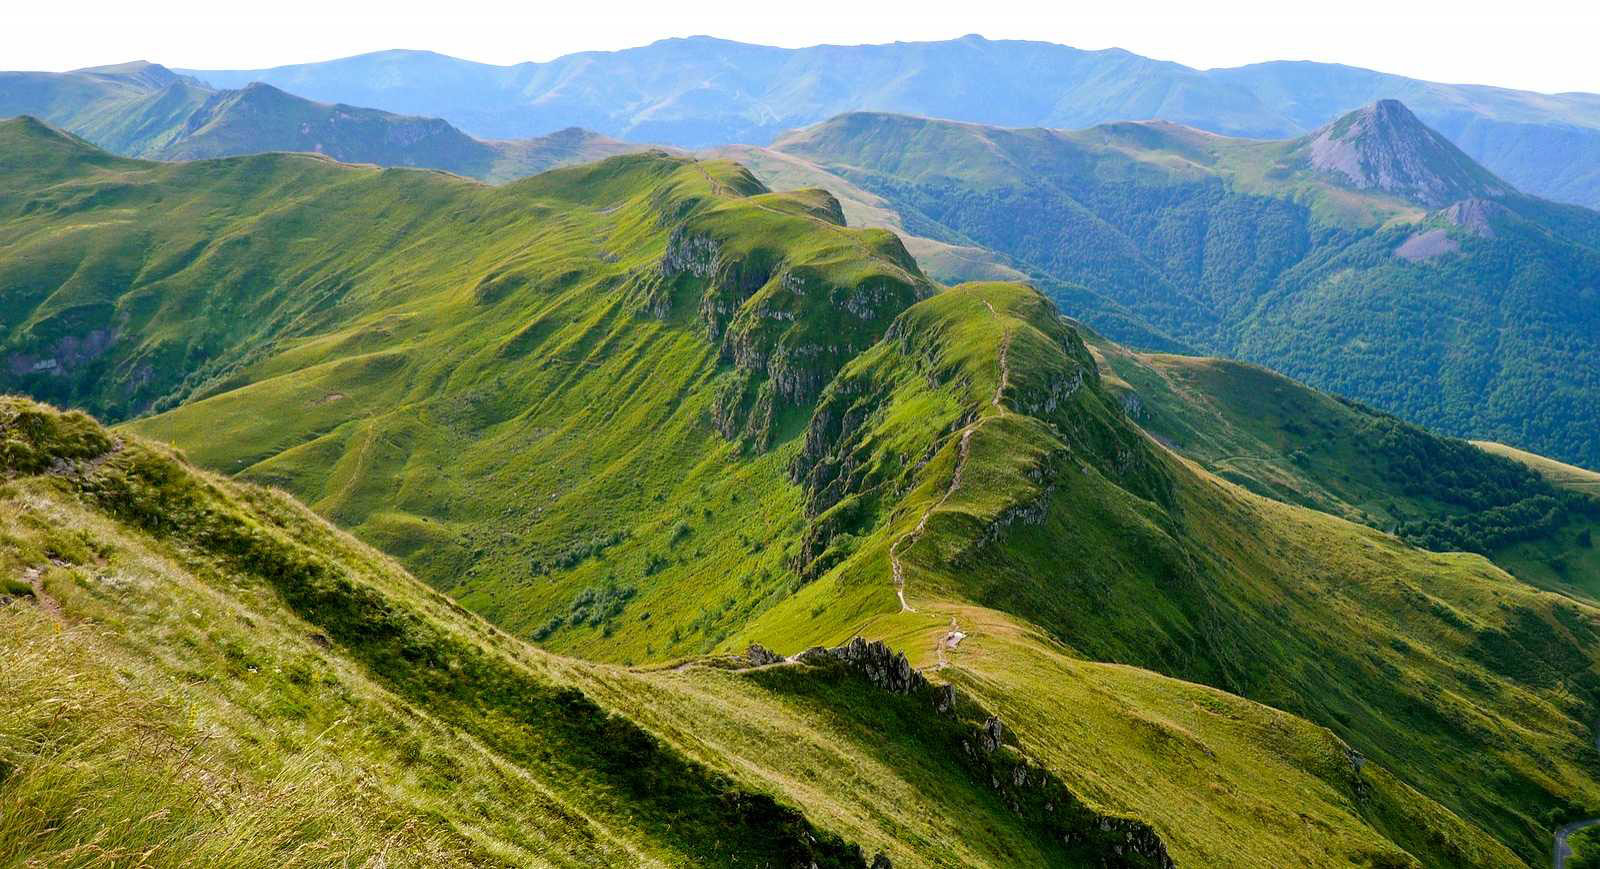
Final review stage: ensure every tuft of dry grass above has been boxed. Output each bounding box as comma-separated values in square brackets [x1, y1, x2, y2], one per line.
[0, 608, 471, 868]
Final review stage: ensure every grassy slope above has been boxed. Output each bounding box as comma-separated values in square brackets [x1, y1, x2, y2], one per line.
[771, 110, 1600, 469]
[8, 397, 1516, 867]
[5, 126, 1599, 863]
[1477, 441, 1600, 498]
[1083, 337, 1600, 600]
[707, 142, 1191, 353]
[706, 144, 1026, 284]
[0, 397, 876, 867]
[0, 64, 215, 156]
[728, 282, 1600, 864]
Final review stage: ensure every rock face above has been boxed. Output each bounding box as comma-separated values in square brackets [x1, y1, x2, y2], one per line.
[657, 208, 928, 452]
[745, 643, 785, 666]
[1394, 197, 1509, 262]
[1302, 100, 1513, 207]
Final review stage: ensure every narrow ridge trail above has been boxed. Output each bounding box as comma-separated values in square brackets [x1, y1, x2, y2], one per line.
[890, 296, 1010, 663]
[16, 566, 62, 618]
[935, 617, 967, 668]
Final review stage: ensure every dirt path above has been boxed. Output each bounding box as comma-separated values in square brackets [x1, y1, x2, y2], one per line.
[18, 566, 62, 618]
[1556, 727, 1600, 867]
[889, 297, 1009, 622]
[889, 425, 976, 613]
[983, 300, 1011, 408]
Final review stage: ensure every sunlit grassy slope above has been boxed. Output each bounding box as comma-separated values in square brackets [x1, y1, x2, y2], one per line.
[5, 396, 1531, 868]
[1081, 335, 1600, 600]
[1477, 441, 1600, 498]
[0, 397, 878, 866]
[721, 282, 1600, 862]
[6, 123, 1600, 863]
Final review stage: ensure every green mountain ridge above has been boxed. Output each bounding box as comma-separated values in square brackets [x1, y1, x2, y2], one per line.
[1082, 333, 1600, 601]
[5, 119, 1600, 864]
[170, 36, 1600, 209]
[770, 103, 1600, 468]
[0, 63, 642, 182]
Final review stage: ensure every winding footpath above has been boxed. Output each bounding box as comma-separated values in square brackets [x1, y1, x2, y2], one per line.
[890, 297, 1010, 675]
[1555, 727, 1600, 867]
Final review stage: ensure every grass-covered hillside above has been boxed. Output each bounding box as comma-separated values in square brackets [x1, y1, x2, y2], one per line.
[708, 142, 1191, 353]
[723, 281, 1600, 864]
[0, 65, 640, 181]
[0, 396, 875, 866]
[0, 360, 1565, 867]
[1083, 334, 1600, 600]
[6, 125, 1600, 864]
[8, 395, 1258, 866]
[772, 104, 1600, 468]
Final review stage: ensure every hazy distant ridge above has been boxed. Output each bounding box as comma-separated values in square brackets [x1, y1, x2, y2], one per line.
[181, 35, 1600, 207]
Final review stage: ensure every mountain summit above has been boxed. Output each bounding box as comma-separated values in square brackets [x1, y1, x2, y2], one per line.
[1299, 99, 1513, 206]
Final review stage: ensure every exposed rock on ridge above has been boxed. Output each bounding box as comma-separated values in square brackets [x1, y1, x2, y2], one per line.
[656, 190, 930, 450]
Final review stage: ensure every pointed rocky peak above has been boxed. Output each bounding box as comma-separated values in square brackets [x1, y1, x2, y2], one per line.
[1300, 99, 1514, 207]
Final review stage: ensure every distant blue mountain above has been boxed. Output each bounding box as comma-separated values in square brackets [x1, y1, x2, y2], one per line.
[181, 35, 1600, 207]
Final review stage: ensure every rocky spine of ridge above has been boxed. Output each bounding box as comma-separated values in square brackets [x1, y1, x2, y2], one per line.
[789, 287, 1170, 576]
[741, 640, 1176, 868]
[656, 192, 929, 450]
[1301, 99, 1514, 207]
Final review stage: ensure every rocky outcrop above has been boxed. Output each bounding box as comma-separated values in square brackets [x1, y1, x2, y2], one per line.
[1394, 197, 1510, 262]
[1393, 228, 1459, 262]
[5, 326, 116, 379]
[658, 212, 927, 452]
[794, 636, 928, 695]
[1017, 366, 1086, 416]
[1437, 197, 1506, 238]
[745, 643, 785, 666]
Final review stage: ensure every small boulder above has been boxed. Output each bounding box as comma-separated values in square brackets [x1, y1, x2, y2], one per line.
[745, 643, 784, 666]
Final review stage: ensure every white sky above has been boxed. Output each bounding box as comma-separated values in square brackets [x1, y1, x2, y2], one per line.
[9, 0, 1599, 94]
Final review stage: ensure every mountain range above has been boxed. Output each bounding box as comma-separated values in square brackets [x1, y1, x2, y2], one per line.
[4, 116, 1600, 864]
[758, 101, 1600, 469]
[175, 35, 1600, 208]
[0, 61, 641, 182]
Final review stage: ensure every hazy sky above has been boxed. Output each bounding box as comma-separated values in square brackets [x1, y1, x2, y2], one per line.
[10, 0, 1599, 94]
